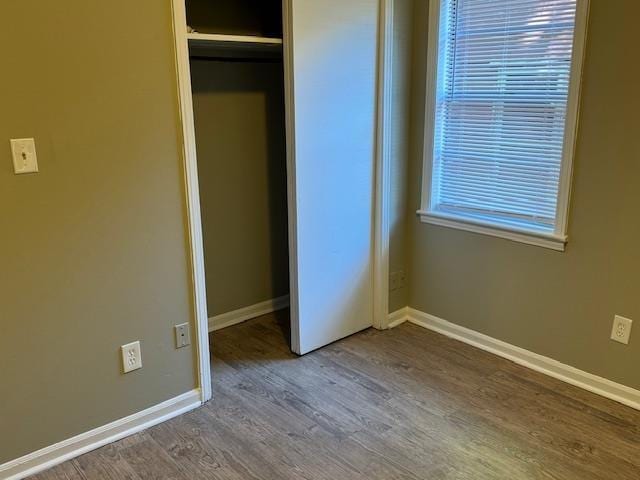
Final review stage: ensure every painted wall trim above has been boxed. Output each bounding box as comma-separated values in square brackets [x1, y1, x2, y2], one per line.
[209, 295, 291, 332]
[417, 0, 591, 248]
[170, 0, 212, 402]
[401, 308, 640, 412]
[373, 0, 395, 330]
[387, 307, 409, 329]
[0, 390, 201, 480]
[282, 0, 301, 355]
[417, 210, 567, 251]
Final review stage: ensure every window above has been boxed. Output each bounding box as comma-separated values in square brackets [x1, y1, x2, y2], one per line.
[419, 0, 589, 250]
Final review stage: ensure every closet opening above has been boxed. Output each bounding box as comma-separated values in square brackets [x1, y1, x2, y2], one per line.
[187, 0, 292, 365]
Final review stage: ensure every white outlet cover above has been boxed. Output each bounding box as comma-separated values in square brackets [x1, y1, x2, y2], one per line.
[121, 341, 143, 373]
[175, 323, 191, 349]
[611, 316, 633, 345]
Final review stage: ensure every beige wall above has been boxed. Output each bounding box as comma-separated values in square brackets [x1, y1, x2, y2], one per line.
[407, 0, 640, 390]
[191, 59, 289, 316]
[0, 1, 197, 464]
[3, 0, 637, 467]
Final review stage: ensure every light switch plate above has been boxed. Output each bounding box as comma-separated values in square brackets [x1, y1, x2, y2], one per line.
[121, 341, 143, 373]
[10, 138, 39, 174]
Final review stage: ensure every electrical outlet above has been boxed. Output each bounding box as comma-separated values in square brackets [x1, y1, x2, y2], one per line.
[121, 341, 142, 373]
[390, 271, 406, 292]
[390, 272, 399, 291]
[398, 270, 406, 289]
[611, 316, 633, 345]
[175, 323, 191, 349]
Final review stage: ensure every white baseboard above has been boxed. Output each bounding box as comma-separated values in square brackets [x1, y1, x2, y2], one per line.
[209, 295, 290, 332]
[387, 307, 410, 329]
[403, 308, 640, 412]
[0, 389, 201, 480]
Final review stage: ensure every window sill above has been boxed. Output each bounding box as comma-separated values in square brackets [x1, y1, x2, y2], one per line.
[417, 210, 567, 252]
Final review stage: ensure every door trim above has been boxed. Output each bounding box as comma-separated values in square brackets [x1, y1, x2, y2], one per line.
[170, 0, 212, 402]
[373, 0, 395, 330]
[282, 0, 302, 354]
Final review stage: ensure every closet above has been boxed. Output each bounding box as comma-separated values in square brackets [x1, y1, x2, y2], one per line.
[187, 0, 290, 345]
[173, 0, 381, 358]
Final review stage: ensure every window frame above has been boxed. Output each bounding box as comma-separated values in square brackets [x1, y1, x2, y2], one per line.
[418, 0, 590, 251]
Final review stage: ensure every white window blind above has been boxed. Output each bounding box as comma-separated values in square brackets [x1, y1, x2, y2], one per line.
[426, 0, 580, 239]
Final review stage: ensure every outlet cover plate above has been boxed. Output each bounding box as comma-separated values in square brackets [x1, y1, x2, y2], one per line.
[390, 272, 399, 291]
[121, 341, 142, 373]
[611, 316, 633, 345]
[175, 323, 191, 349]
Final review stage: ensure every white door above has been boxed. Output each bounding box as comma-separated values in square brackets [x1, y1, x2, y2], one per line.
[284, 0, 380, 354]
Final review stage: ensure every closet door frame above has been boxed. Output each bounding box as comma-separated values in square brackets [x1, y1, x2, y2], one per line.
[373, 0, 395, 331]
[170, 0, 396, 398]
[171, 0, 212, 403]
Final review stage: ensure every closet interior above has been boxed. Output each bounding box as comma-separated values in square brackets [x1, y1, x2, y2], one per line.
[177, 0, 380, 361]
[186, 0, 291, 349]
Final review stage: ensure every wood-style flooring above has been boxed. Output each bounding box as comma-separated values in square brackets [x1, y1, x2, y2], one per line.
[31, 312, 640, 479]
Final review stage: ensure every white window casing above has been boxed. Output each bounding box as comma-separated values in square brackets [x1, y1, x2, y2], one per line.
[418, 0, 590, 251]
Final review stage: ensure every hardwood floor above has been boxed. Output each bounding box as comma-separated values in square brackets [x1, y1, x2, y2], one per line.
[32, 312, 640, 479]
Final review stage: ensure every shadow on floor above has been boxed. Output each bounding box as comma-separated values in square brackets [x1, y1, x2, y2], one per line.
[209, 309, 294, 364]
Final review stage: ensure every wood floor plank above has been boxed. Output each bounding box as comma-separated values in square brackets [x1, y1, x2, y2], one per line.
[145, 413, 245, 480]
[28, 462, 85, 480]
[72, 443, 142, 480]
[212, 330, 375, 439]
[464, 375, 640, 478]
[487, 370, 640, 457]
[28, 313, 640, 480]
[117, 433, 190, 480]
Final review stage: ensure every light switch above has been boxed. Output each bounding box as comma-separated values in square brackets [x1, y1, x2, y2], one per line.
[10, 138, 39, 174]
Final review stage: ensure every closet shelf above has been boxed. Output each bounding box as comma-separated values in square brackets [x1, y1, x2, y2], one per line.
[187, 33, 283, 57]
